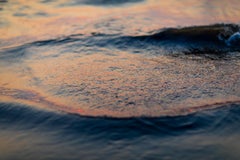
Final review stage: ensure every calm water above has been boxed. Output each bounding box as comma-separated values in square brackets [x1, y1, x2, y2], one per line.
[0, 0, 240, 159]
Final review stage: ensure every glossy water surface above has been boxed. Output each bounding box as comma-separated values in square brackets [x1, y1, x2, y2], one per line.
[0, 0, 240, 159]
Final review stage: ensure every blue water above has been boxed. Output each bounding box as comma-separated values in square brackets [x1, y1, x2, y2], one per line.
[0, 103, 240, 160]
[1, 0, 240, 159]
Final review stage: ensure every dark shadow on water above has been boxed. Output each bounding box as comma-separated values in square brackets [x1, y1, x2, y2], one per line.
[1, 24, 240, 62]
[0, 102, 240, 160]
[1, 102, 240, 138]
[13, 13, 28, 17]
[12, 11, 50, 18]
[0, 0, 7, 11]
[59, 0, 145, 7]
[40, 0, 57, 3]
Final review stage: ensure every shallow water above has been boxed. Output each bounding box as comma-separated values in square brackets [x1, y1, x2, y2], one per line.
[1, 103, 240, 160]
[0, 0, 240, 159]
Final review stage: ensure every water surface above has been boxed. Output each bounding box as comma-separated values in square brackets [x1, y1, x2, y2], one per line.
[0, 0, 240, 159]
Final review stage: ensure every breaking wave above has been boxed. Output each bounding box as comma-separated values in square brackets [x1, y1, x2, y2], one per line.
[1, 24, 240, 60]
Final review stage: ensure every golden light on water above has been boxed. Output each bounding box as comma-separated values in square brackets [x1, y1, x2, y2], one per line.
[1, 0, 240, 43]
[0, 0, 240, 117]
[0, 49, 240, 117]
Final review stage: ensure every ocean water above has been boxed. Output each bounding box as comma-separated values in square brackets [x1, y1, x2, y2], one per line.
[0, 0, 240, 159]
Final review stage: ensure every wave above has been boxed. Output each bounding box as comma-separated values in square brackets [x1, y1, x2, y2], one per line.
[113, 24, 240, 56]
[136, 24, 239, 45]
[1, 102, 240, 137]
[1, 24, 240, 61]
[2, 102, 240, 160]
[1, 102, 240, 160]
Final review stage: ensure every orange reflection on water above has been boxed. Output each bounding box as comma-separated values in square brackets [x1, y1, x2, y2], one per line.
[1, 49, 239, 117]
[1, 0, 240, 46]
[0, 0, 240, 117]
